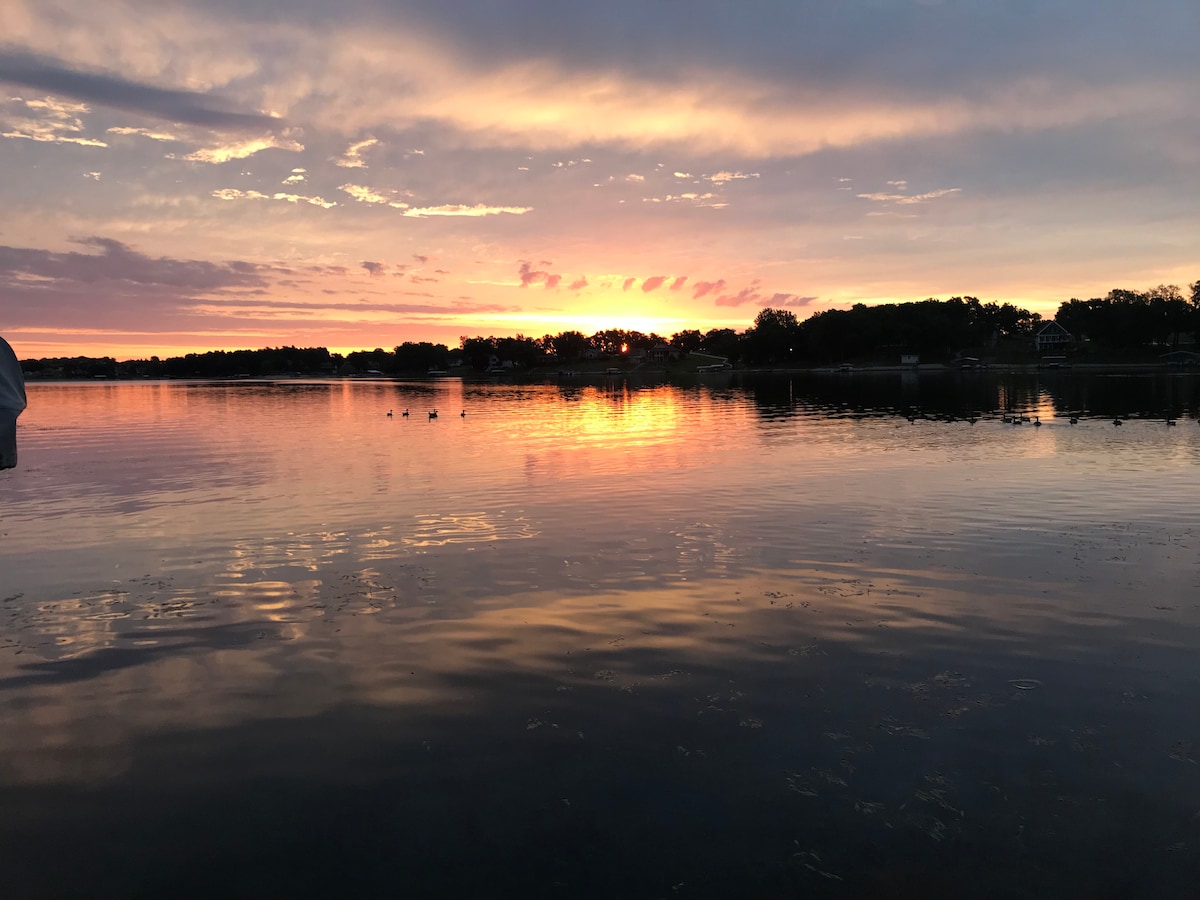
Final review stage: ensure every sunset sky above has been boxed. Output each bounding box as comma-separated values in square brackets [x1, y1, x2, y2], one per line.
[1, 0, 1197, 360]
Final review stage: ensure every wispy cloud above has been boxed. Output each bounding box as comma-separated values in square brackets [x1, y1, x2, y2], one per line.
[402, 204, 531, 218]
[339, 183, 411, 208]
[178, 135, 303, 163]
[106, 125, 180, 142]
[643, 192, 723, 206]
[0, 49, 281, 131]
[0, 237, 266, 290]
[709, 171, 759, 183]
[1, 95, 106, 146]
[857, 187, 962, 204]
[212, 188, 337, 209]
[335, 137, 380, 168]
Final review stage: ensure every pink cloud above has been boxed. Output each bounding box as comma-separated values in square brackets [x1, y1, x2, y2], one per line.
[692, 279, 726, 299]
[545, 273, 562, 289]
[714, 287, 760, 307]
[642, 275, 667, 293]
[669, 276, 687, 291]
[777, 294, 817, 307]
[622, 277, 635, 292]
[568, 277, 588, 291]
[712, 288, 815, 309]
[518, 260, 549, 287]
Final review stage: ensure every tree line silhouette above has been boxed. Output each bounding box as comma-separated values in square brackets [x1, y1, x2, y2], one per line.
[18, 281, 1200, 379]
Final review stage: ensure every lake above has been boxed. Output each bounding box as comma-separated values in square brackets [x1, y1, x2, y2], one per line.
[2, 373, 1199, 898]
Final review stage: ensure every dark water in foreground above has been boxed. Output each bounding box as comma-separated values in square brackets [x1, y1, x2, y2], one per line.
[2, 373, 1199, 898]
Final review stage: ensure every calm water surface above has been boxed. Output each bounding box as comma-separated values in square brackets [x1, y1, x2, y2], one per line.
[2, 374, 1199, 898]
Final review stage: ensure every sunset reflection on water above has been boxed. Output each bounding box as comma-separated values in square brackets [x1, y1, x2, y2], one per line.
[2, 375, 1199, 898]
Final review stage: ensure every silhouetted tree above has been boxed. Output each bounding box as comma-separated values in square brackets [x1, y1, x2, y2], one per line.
[545, 330, 589, 361]
[394, 342, 449, 372]
[743, 308, 801, 364]
[670, 329, 704, 354]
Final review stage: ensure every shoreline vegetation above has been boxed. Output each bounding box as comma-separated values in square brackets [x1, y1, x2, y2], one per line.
[19, 287, 1200, 380]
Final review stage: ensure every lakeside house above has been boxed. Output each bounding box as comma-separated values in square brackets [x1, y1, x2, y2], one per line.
[631, 343, 677, 365]
[1035, 320, 1074, 354]
[1160, 350, 1200, 367]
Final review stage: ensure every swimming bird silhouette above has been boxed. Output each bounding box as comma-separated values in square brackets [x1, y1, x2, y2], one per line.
[402, 408, 409, 417]
[429, 410, 438, 419]
[1069, 416, 1079, 425]
[1033, 416, 1041, 426]
[1113, 417, 1123, 426]
[387, 409, 393, 417]
[460, 409, 466, 417]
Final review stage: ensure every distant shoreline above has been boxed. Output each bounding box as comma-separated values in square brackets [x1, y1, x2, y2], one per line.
[20, 360, 1197, 383]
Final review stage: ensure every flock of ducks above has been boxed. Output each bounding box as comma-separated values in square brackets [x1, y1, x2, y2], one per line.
[903, 410, 1188, 427]
[386, 408, 465, 420]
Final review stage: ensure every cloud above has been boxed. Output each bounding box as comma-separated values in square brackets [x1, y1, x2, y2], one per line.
[641, 275, 667, 292]
[692, 280, 726, 299]
[856, 187, 962, 204]
[670, 276, 687, 291]
[179, 135, 304, 163]
[1, 95, 106, 146]
[518, 260, 551, 287]
[777, 294, 817, 308]
[0, 49, 281, 131]
[568, 277, 588, 291]
[106, 125, 180, 142]
[0, 237, 266, 291]
[714, 287, 759, 307]
[339, 183, 410, 208]
[709, 171, 759, 183]
[361, 261, 385, 276]
[335, 137, 379, 168]
[643, 192, 722, 206]
[712, 286, 815, 309]
[622, 277, 635, 291]
[212, 188, 336, 209]
[401, 204, 532, 217]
